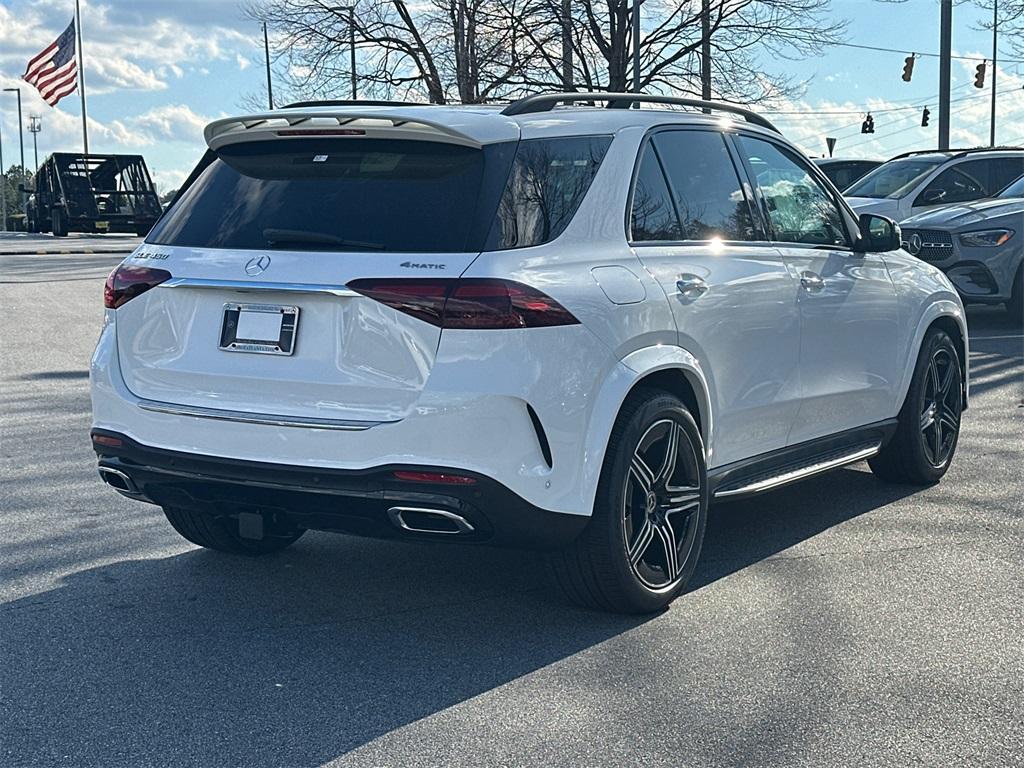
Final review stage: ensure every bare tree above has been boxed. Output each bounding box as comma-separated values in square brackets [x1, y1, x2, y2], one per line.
[246, 0, 554, 103]
[515, 0, 846, 102]
[247, 0, 845, 106]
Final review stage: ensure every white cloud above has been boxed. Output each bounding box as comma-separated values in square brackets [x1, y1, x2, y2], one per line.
[130, 104, 211, 144]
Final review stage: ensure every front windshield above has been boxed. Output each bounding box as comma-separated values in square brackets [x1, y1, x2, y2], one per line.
[845, 157, 946, 199]
[997, 174, 1024, 198]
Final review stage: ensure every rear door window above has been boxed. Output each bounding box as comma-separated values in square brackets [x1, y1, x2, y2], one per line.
[148, 138, 513, 253]
[486, 136, 611, 250]
[653, 131, 758, 242]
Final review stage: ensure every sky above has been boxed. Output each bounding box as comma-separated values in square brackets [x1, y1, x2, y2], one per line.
[0, 0, 1022, 194]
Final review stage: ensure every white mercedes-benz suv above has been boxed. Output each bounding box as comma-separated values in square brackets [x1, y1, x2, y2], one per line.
[91, 94, 968, 613]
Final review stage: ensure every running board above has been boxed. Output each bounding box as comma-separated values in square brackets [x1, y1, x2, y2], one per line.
[713, 443, 881, 499]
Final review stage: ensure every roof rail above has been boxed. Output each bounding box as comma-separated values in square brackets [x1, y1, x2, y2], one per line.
[890, 146, 1023, 161]
[501, 92, 778, 132]
[280, 99, 432, 109]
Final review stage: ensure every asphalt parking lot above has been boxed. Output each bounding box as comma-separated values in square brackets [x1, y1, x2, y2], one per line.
[1, 250, 1022, 767]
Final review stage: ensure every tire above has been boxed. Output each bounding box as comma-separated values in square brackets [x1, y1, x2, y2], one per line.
[162, 506, 304, 555]
[869, 328, 963, 485]
[51, 208, 68, 237]
[1006, 265, 1023, 321]
[550, 388, 709, 614]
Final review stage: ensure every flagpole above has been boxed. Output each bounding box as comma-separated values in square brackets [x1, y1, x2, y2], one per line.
[75, 0, 89, 155]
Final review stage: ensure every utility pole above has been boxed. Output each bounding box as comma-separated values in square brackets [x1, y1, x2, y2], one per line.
[263, 22, 274, 109]
[1, 119, 6, 232]
[990, 0, 998, 146]
[28, 116, 41, 171]
[938, 0, 952, 150]
[561, 0, 573, 90]
[328, 6, 357, 99]
[632, 0, 642, 95]
[700, 0, 711, 103]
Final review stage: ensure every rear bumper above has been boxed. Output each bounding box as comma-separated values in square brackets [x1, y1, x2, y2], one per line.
[92, 430, 587, 549]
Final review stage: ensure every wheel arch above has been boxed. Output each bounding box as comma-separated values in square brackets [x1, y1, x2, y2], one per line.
[584, 345, 713, 493]
[899, 301, 969, 413]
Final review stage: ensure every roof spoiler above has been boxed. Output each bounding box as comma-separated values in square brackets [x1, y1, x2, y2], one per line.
[203, 110, 486, 151]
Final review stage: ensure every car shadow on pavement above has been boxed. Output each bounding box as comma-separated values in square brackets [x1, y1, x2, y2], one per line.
[2, 464, 920, 767]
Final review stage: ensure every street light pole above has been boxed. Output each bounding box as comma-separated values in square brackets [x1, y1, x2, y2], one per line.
[3, 88, 25, 172]
[632, 0, 642, 94]
[263, 22, 274, 109]
[28, 116, 41, 171]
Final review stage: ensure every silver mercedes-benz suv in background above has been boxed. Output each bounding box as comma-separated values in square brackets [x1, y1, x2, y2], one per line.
[900, 173, 1024, 317]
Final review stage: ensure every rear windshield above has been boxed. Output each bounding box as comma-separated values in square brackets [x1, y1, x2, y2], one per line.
[148, 139, 514, 253]
[149, 135, 610, 253]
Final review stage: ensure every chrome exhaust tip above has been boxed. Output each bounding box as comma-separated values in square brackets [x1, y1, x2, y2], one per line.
[98, 466, 140, 495]
[387, 506, 475, 535]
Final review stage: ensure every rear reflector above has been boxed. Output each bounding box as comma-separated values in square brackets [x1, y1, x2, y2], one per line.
[348, 279, 579, 329]
[104, 264, 172, 309]
[393, 470, 477, 485]
[91, 434, 123, 448]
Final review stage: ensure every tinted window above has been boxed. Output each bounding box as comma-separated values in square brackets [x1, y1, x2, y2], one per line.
[820, 161, 880, 191]
[486, 136, 611, 250]
[149, 138, 512, 252]
[917, 163, 986, 206]
[846, 157, 945, 199]
[987, 156, 1024, 192]
[655, 131, 756, 241]
[630, 146, 680, 241]
[739, 136, 849, 248]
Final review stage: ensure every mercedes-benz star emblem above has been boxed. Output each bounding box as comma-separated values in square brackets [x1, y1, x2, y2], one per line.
[244, 255, 271, 276]
[906, 233, 922, 256]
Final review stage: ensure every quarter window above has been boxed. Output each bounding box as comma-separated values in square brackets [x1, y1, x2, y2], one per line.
[738, 136, 849, 248]
[630, 146, 680, 241]
[486, 136, 611, 250]
[654, 131, 756, 241]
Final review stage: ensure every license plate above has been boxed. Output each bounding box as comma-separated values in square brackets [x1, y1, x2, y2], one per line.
[219, 303, 299, 355]
[96, 221, 109, 231]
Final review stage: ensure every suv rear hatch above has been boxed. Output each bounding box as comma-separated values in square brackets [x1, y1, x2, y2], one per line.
[114, 116, 518, 425]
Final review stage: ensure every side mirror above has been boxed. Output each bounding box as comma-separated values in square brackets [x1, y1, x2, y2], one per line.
[920, 188, 946, 205]
[857, 213, 901, 253]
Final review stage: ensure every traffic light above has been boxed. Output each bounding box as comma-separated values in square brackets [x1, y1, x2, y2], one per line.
[974, 61, 986, 88]
[902, 55, 915, 82]
[921, 107, 930, 127]
[861, 113, 875, 134]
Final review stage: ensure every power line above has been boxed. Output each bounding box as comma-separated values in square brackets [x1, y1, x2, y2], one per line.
[831, 41, 1024, 65]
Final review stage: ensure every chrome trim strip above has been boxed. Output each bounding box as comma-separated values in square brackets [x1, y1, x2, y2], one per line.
[714, 444, 881, 498]
[387, 506, 476, 535]
[136, 399, 385, 431]
[161, 277, 359, 297]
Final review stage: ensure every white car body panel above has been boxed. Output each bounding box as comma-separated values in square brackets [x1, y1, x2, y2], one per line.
[91, 104, 970, 531]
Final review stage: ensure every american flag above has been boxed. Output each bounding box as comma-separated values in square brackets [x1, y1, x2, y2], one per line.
[23, 19, 79, 107]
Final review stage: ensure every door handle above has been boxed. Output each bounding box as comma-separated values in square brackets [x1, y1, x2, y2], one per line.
[676, 275, 709, 299]
[799, 271, 825, 292]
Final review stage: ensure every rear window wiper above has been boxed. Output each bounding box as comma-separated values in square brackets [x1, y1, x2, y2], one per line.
[263, 228, 385, 251]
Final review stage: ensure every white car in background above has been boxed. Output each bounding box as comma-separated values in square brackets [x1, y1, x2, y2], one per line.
[91, 94, 969, 614]
[845, 147, 1024, 221]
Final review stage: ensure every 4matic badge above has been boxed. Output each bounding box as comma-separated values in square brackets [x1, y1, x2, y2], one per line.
[400, 261, 447, 270]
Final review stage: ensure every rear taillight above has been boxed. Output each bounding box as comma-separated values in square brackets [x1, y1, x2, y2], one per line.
[348, 279, 579, 329]
[104, 265, 172, 309]
[392, 470, 477, 485]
